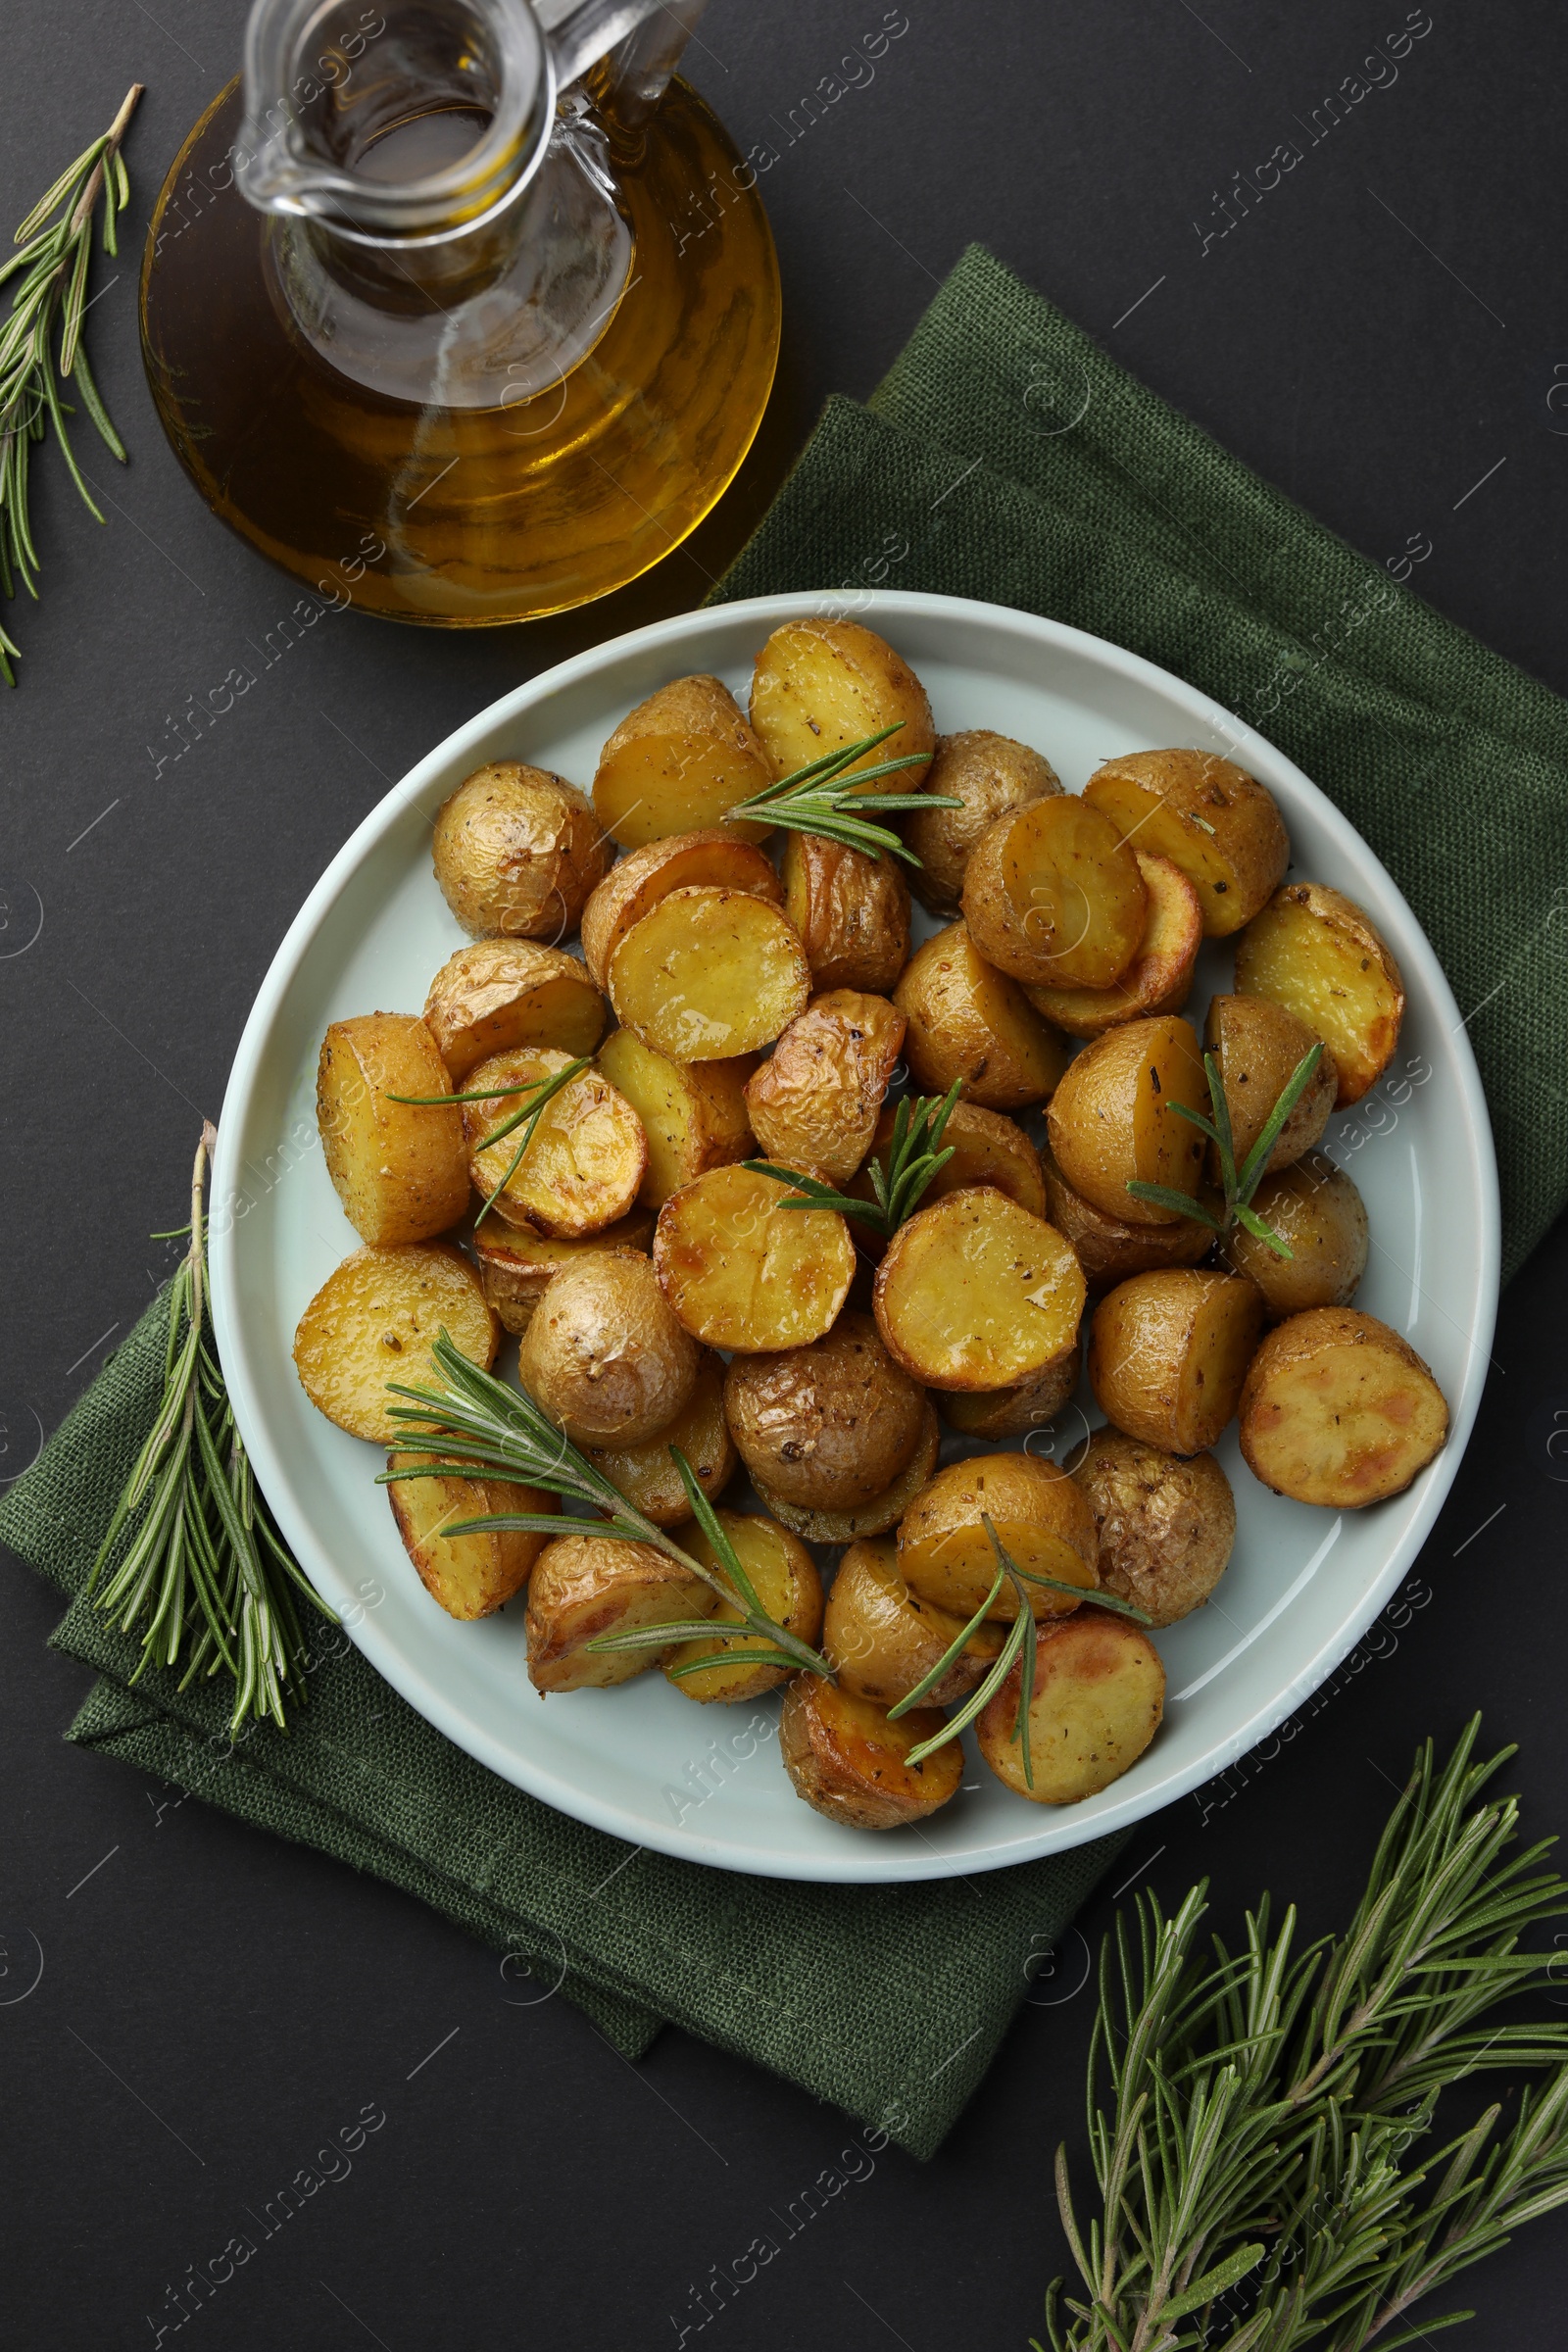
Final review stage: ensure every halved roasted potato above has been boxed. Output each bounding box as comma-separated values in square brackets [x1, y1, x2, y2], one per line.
[654, 1164, 856, 1351]
[874, 1187, 1086, 1391]
[1203, 993, 1337, 1173]
[465, 1048, 647, 1236]
[744, 990, 906, 1186]
[962, 797, 1149, 988]
[1238, 1307, 1447, 1506]
[1234, 883, 1405, 1106]
[293, 1243, 498, 1445]
[1220, 1153, 1368, 1319]
[591, 674, 775, 848]
[317, 1013, 470, 1247]
[524, 1534, 718, 1691]
[780, 831, 911, 995]
[750, 617, 935, 789]
[1024, 854, 1201, 1038]
[608, 887, 811, 1061]
[976, 1609, 1165, 1802]
[824, 1536, 1006, 1707]
[905, 729, 1061, 914]
[1089, 1268, 1264, 1454]
[516, 1252, 700, 1446]
[662, 1511, 823, 1703]
[582, 1352, 736, 1528]
[895, 922, 1068, 1109]
[1071, 1430, 1235, 1627]
[595, 1027, 756, 1208]
[386, 1456, 556, 1619]
[431, 762, 611, 940]
[1082, 749, 1289, 936]
[470, 1205, 656, 1336]
[897, 1451, 1099, 1621]
[1041, 1144, 1215, 1294]
[423, 941, 608, 1084]
[936, 1349, 1078, 1442]
[580, 830, 784, 988]
[722, 1310, 925, 1511]
[778, 1677, 962, 1830]
[753, 1403, 941, 1544]
[1046, 1014, 1208, 1226]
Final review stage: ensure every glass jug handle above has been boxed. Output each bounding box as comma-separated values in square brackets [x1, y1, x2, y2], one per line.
[535, 0, 707, 106]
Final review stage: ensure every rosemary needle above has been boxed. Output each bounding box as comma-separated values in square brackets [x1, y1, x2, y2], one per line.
[727, 722, 960, 862]
[1125, 1042, 1325, 1259]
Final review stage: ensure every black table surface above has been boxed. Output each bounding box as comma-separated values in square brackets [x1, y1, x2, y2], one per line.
[5, 3, 1566, 2343]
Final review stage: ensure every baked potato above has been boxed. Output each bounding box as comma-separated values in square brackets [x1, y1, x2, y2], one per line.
[591, 674, 775, 848]
[422, 941, 608, 1085]
[824, 1536, 1006, 1707]
[874, 1186, 1085, 1392]
[850, 1100, 1048, 1257]
[470, 1205, 656, 1336]
[1041, 1144, 1215, 1294]
[750, 616, 935, 789]
[516, 1251, 700, 1446]
[1024, 854, 1202, 1038]
[780, 831, 911, 994]
[895, 922, 1068, 1109]
[1089, 1268, 1265, 1454]
[317, 1013, 469, 1247]
[976, 1609, 1165, 1803]
[937, 1349, 1078, 1442]
[962, 797, 1149, 989]
[581, 1352, 735, 1528]
[753, 1403, 941, 1543]
[580, 830, 783, 989]
[744, 990, 906, 1186]
[465, 1047, 647, 1237]
[524, 1534, 717, 1691]
[431, 761, 611, 940]
[1071, 1430, 1235, 1626]
[595, 1027, 756, 1207]
[1203, 994, 1337, 1173]
[778, 1677, 962, 1830]
[905, 729, 1061, 914]
[1082, 749, 1289, 936]
[1046, 1014, 1208, 1226]
[653, 1163, 857, 1351]
[897, 1452, 1100, 1621]
[293, 1243, 499, 1445]
[1234, 883, 1405, 1106]
[608, 886, 811, 1061]
[1238, 1307, 1447, 1506]
[723, 1311, 925, 1511]
[1220, 1152, 1368, 1319]
[662, 1511, 823, 1703]
[386, 1456, 556, 1619]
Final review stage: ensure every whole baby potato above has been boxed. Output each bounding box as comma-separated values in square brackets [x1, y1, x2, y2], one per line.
[744, 989, 906, 1185]
[722, 1311, 926, 1512]
[781, 831, 911, 994]
[1220, 1153, 1368, 1319]
[895, 922, 1067, 1109]
[751, 1405, 940, 1544]
[750, 617, 935, 789]
[516, 1252, 700, 1446]
[1089, 1268, 1264, 1454]
[431, 762, 611, 940]
[582, 1353, 736, 1529]
[905, 730, 1061, 913]
[1072, 1429, 1236, 1627]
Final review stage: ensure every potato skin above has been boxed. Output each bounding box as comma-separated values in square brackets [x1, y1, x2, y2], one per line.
[1239, 1307, 1447, 1507]
[524, 1535, 717, 1691]
[580, 830, 783, 989]
[1235, 883, 1405, 1107]
[824, 1537, 1004, 1708]
[937, 1349, 1078, 1442]
[754, 1403, 941, 1543]
[778, 1677, 962, 1830]
[723, 1311, 925, 1511]
[781, 830, 911, 994]
[422, 941, 608, 1085]
[1089, 1269, 1265, 1454]
[898, 1452, 1100, 1622]
[317, 1014, 470, 1247]
[582, 1353, 736, 1529]
[895, 922, 1068, 1109]
[1041, 1145, 1215, 1295]
[591, 674, 775, 848]
[750, 617, 935, 790]
[962, 797, 1149, 989]
[654, 1163, 857, 1352]
[1072, 1430, 1235, 1627]
[470, 1205, 656, 1336]
[431, 762, 611, 940]
[608, 886, 811, 1061]
[1046, 1014, 1208, 1226]
[745, 990, 906, 1186]
[874, 1187, 1087, 1392]
[517, 1252, 700, 1446]
[1203, 994, 1337, 1174]
[906, 729, 1061, 914]
[293, 1243, 498, 1445]
[976, 1609, 1165, 1803]
[465, 1047, 647, 1238]
[386, 1456, 556, 1620]
[663, 1511, 823, 1703]
[1220, 1153, 1368, 1319]
[1024, 854, 1202, 1039]
[1083, 749, 1289, 936]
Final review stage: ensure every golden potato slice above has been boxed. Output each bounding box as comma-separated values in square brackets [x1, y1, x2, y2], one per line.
[317, 1013, 470, 1248]
[1072, 1429, 1235, 1627]
[1239, 1307, 1447, 1507]
[898, 1451, 1099, 1622]
[905, 730, 1061, 914]
[874, 1188, 1086, 1392]
[962, 797, 1149, 989]
[976, 1609, 1165, 1802]
[525, 1534, 717, 1691]
[580, 830, 784, 989]
[1204, 993, 1337, 1174]
[1089, 1269, 1264, 1454]
[431, 762, 611, 940]
[779, 1677, 962, 1830]
[1041, 1144, 1215, 1294]
[517, 1252, 699, 1446]
[608, 886, 811, 1062]
[937, 1349, 1078, 1442]
[1024, 854, 1202, 1039]
[723, 1312, 925, 1510]
[591, 674, 775, 848]
[594, 1027, 755, 1209]
[582, 1353, 736, 1529]
[1046, 1014, 1208, 1227]
[895, 921, 1068, 1110]
[1220, 1153, 1368, 1320]
[750, 617, 935, 789]
[386, 1456, 556, 1620]
[465, 1047, 647, 1237]
[471, 1205, 656, 1336]
[781, 830, 911, 994]
[744, 989, 906, 1186]
[753, 1404, 941, 1543]
[663, 1511, 823, 1703]
[1083, 749, 1289, 936]
[422, 941, 608, 1086]
[824, 1536, 1006, 1707]
[293, 1244, 498, 1445]
[1234, 883, 1405, 1107]
[654, 1164, 856, 1351]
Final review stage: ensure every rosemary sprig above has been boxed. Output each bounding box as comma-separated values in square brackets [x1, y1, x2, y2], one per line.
[378, 1336, 833, 1677]
[1, 82, 142, 686]
[1126, 1042, 1325, 1261]
[744, 1078, 964, 1238]
[1044, 1719, 1568, 2352]
[388, 1056, 591, 1229]
[727, 722, 960, 862]
[86, 1125, 336, 1734]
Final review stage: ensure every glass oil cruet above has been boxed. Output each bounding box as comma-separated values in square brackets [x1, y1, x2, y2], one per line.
[138, 0, 780, 623]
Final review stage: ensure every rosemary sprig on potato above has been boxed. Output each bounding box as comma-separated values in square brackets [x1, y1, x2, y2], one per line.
[744, 1078, 963, 1239]
[388, 1054, 592, 1228]
[1125, 1041, 1326, 1257]
[728, 722, 959, 863]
